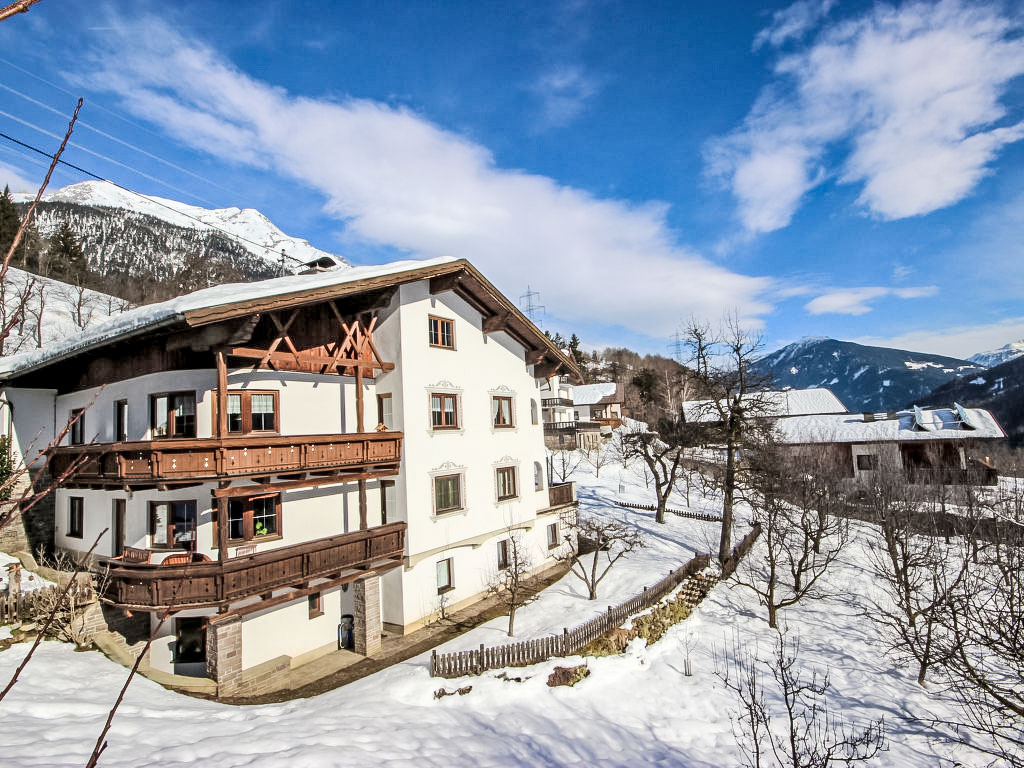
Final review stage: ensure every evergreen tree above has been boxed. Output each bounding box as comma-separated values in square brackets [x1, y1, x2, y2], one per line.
[47, 221, 87, 283]
[0, 186, 40, 269]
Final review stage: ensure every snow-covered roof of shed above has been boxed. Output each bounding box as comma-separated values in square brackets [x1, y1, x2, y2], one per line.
[573, 382, 622, 406]
[774, 407, 1005, 444]
[0, 257, 460, 379]
[682, 388, 848, 422]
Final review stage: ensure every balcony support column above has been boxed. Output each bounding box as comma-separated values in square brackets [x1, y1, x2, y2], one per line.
[215, 350, 228, 439]
[207, 613, 242, 696]
[352, 573, 381, 656]
[217, 496, 228, 562]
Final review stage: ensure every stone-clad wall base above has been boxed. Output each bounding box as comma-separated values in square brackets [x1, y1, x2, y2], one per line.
[354, 574, 381, 656]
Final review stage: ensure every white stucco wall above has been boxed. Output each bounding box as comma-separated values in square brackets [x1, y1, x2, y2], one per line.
[0, 387, 56, 470]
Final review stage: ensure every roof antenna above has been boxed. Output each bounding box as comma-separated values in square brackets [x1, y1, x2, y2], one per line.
[519, 285, 545, 325]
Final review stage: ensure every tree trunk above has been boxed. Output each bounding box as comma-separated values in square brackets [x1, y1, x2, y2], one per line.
[508, 606, 516, 637]
[719, 441, 736, 563]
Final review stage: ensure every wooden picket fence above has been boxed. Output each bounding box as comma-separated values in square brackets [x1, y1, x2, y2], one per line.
[430, 551, 712, 678]
[616, 500, 723, 523]
[720, 522, 762, 579]
[0, 582, 95, 626]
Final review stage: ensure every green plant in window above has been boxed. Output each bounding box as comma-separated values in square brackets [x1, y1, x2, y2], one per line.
[255, 521, 268, 537]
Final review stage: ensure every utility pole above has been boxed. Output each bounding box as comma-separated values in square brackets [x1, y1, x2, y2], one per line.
[519, 285, 545, 325]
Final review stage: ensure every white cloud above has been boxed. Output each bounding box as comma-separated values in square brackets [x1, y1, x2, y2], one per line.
[804, 284, 937, 315]
[753, 0, 835, 50]
[710, 0, 1024, 234]
[77, 16, 772, 339]
[854, 317, 1024, 359]
[530, 65, 601, 129]
[0, 163, 37, 195]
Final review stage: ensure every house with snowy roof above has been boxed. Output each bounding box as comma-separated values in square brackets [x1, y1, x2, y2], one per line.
[538, 377, 606, 451]
[681, 387, 849, 424]
[773, 404, 1006, 486]
[0, 257, 580, 695]
[572, 382, 625, 429]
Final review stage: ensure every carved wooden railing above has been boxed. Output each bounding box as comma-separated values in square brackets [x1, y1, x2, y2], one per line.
[541, 397, 574, 408]
[103, 522, 406, 610]
[48, 432, 403, 486]
[543, 421, 601, 434]
[547, 482, 576, 509]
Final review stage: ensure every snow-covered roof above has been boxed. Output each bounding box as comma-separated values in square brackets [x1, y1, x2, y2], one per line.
[0, 257, 458, 379]
[573, 382, 622, 406]
[682, 388, 848, 422]
[774, 406, 1005, 444]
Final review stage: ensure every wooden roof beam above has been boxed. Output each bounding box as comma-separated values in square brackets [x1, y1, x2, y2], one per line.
[482, 312, 511, 334]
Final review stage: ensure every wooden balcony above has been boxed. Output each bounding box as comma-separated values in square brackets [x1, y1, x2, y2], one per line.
[103, 522, 406, 610]
[48, 432, 403, 489]
[543, 421, 601, 434]
[541, 397, 574, 408]
[538, 481, 577, 514]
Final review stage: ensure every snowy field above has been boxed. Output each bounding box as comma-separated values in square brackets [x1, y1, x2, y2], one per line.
[0, 457, 989, 767]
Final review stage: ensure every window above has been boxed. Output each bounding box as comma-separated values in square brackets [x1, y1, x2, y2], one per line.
[68, 497, 84, 539]
[380, 480, 396, 525]
[492, 396, 514, 428]
[430, 393, 458, 429]
[434, 474, 462, 514]
[531, 399, 538, 426]
[436, 557, 453, 593]
[226, 391, 278, 435]
[114, 400, 128, 442]
[497, 539, 510, 571]
[225, 494, 281, 543]
[69, 408, 85, 446]
[150, 500, 197, 550]
[547, 522, 559, 550]
[175, 617, 207, 664]
[308, 592, 323, 619]
[428, 315, 455, 349]
[151, 392, 196, 438]
[377, 393, 393, 430]
[496, 466, 518, 501]
[534, 461, 544, 491]
[856, 454, 878, 471]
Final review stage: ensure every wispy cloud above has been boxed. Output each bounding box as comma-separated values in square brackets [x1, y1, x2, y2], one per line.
[854, 317, 1024, 359]
[530, 65, 601, 129]
[709, 0, 1024, 234]
[753, 0, 835, 50]
[805, 284, 937, 315]
[0, 163, 36, 194]
[78, 15, 771, 338]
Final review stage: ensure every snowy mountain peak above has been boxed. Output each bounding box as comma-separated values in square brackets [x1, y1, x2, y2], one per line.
[968, 340, 1024, 368]
[16, 181, 347, 272]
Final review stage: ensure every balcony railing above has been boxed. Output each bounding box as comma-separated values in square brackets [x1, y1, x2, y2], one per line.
[103, 522, 406, 610]
[543, 421, 602, 434]
[541, 397, 574, 408]
[48, 432, 403, 487]
[547, 482, 576, 508]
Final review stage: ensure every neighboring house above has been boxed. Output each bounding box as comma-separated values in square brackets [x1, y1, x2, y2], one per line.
[681, 387, 849, 423]
[539, 375, 600, 451]
[773, 404, 1006, 486]
[572, 382, 625, 432]
[0, 257, 579, 695]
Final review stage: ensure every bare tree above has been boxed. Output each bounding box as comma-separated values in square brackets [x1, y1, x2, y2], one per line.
[550, 449, 583, 484]
[736, 441, 847, 629]
[621, 420, 691, 524]
[583, 443, 613, 479]
[486, 531, 538, 637]
[682, 316, 774, 563]
[557, 513, 643, 600]
[716, 628, 887, 768]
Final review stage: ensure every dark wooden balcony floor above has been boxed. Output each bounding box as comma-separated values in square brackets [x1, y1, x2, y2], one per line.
[104, 522, 406, 611]
[49, 431, 402, 489]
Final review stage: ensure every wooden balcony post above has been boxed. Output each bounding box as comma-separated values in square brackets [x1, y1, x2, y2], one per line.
[217, 496, 228, 562]
[215, 350, 228, 439]
[355, 365, 365, 433]
[358, 479, 368, 531]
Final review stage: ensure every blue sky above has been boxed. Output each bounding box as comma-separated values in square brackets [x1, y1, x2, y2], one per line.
[0, 0, 1022, 360]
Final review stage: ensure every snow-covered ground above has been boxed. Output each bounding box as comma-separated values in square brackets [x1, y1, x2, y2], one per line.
[0, 456, 988, 767]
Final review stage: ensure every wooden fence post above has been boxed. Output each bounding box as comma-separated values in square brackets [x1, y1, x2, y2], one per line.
[478, 643, 485, 675]
[431, 649, 437, 677]
[563, 627, 569, 655]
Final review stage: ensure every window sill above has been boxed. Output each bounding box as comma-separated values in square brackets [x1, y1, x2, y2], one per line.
[308, 610, 324, 619]
[222, 534, 283, 548]
[437, 586, 455, 595]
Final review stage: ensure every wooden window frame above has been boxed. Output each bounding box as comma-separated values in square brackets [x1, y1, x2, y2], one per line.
[856, 454, 878, 471]
[433, 473, 463, 515]
[69, 408, 85, 446]
[496, 466, 518, 501]
[428, 315, 455, 350]
[114, 400, 128, 442]
[68, 496, 84, 539]
[547, 522, 559, 550]
[308, 592, 324, 619]
[223, 493, 283, 544]
[492, 395, 515, 429]
[380, 479, 395, 525]
[436, 557, 454, 594]
[376, 393, 393, 430]
[150, 391, 197, 439]
[223, 390, 280, 436]
[497, 539, 510, 571]
[148, 500, 198, 551]
[430, 392, 459, 430]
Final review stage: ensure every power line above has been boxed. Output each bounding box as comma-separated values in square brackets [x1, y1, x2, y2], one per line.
[519, 285, 545, 324]
[0, 129, 308, 266]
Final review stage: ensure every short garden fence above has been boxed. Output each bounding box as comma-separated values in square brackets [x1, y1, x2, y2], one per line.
[615, 500, 723, 523]
[430, 551, 712, 678]
[0, 582, 95, 625]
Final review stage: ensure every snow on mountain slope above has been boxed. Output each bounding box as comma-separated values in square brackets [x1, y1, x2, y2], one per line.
[968, 340, 1024, 368]
[15, 180, 346, 272]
